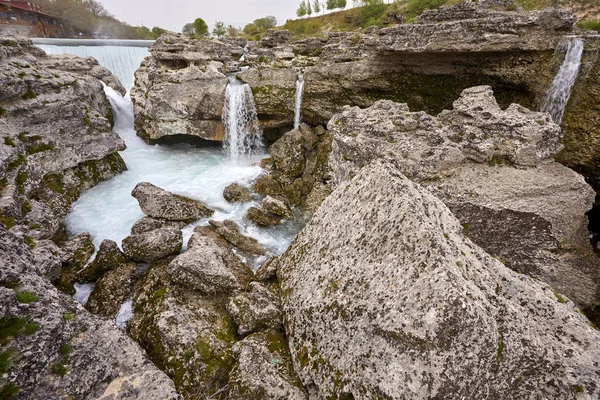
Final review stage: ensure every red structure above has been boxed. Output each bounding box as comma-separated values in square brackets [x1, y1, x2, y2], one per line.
[0, 1, 68, 37]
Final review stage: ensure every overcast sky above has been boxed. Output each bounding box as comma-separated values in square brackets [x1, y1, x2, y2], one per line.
[99, 0, 302, 32]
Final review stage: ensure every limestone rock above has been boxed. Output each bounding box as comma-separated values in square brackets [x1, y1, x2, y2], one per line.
[130, 216, 188, 235]
[129, 260, 238, 398]
[269, 129, 306, 178]
[0, 227, 180, 399]
[228, 282, 282, 336]
[262, 196, 293, 219]
[122, 228, 182, 263]
[254, 257, 279, 282]
[131, 33, 243, 143]
[327, 87, 600, 310]
[86, 263, 138, 318]
[223, 183, 252, 203]
[131, 182, 213, 221]
[54, 233, 95, 295]
[31, 239, 63, 282]
[168, 236, 250, 294]
[245, 206, 281, 227]
[278, 161, 600, 399]
[228, 331, 308, 400]
[209, 220, 266, 256]
[77, 239, 128, 283]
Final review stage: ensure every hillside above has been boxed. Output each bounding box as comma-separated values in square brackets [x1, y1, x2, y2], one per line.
[281, 0, 600, 38]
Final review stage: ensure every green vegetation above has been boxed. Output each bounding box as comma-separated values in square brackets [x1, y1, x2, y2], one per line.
[62, 312, 76, 321]
[577, 19, 600, 31]
[27, 143, 55, 154]
[4, 137, 15, 147]
[0, 348, 18, 374]
[212, 21, 226, 38]
[572, 384, 584, 393]
[407, 0, 447, 20]
[243, 16, 278, 40]
[7, 154, 25, 171]
[21, 201, 31, 216]
[0, 215, 15, 230]
[21, 89, 37, 100]
[183, 18, 210, 38]
[0, 316, 39, 344]
[553, 289, 567, 304]
[497, 338, 504, 362]
[15, 290, 38, 304]
[0, 105, 6, 117]
[0, 383, 19, 399]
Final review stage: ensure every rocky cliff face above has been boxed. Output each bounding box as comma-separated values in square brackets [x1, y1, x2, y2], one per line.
[277, 160, 600, 399]
[0, 37, 182, 398]
[325, 86, 600, 312]
[131, 33, 244, 144]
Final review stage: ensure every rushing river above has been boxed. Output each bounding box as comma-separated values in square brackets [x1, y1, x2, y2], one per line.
[39, 40, 301, 272]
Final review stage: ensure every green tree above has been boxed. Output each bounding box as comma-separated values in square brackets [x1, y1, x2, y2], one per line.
[313, 0, 321, 14]
[193, 18, 209, 37]
[337, 0, 347, 9]
[243, 23, 260, 38]
[212, 21, 226, 38]
[182, 23, 195, 36]
[326, 0, 336, 10]
[254, 16, 277, 31]
[151, 26, 166, 38]
[226, 25, 240, 37]
[306, 0, 313, 15]
[297, 1, 307, 17]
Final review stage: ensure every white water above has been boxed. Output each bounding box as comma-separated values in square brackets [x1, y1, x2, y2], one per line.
[65, 86, 300, 263]
[541, 38, 584, 125]
[222, 75, 264, 159]
[294, 71, 305, 130]
[73, 283, 95, 305]
[36, 43, 149, 91]
[115, 299, 133, 330]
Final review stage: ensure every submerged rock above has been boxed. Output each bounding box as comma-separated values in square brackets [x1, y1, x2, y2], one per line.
[223, 183, 252, 203]
[122, 228, 182, 263]
[327, 86, 600, 310]
[245, 206, 281, 227]
[228, 331, 308, 400]
[77, 239, 128, 283]
[131, 182, 213, 222]
[278, 161, 600, 399]
[228, 282, 283, 336]
[86, 263, 138, 319]
[209, 220, 266, 256]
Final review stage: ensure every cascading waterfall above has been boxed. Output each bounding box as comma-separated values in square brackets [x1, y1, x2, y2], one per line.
[541, 37, 584, 125]
[222, 75, 264, 159]
[34, 39, 150, 91]
[294, 71, 305, 130]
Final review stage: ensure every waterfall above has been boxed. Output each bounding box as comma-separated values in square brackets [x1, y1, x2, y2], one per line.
[294, 71, 305, 130]
[34, 39, 150, 92]
[222, 75, 264, 159]
[541, 37, 584, 125]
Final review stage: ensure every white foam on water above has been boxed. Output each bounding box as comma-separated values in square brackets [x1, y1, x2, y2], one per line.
[294, 71, 305, 130]
[115, 298, 133, 331]
[73, 283, 95, 305]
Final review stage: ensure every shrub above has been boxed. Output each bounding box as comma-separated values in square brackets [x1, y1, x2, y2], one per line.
[15, 290, 38, 303]
[577, 19, 600, 32]
[407, 0, 448, 19]
[4, 137, 15, 147]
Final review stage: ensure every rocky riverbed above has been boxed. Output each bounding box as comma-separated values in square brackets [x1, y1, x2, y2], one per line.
[1, 1, 600, 399]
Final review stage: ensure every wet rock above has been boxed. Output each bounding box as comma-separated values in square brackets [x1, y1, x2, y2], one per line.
[130, 216, 188, 235]
[122, 228, 182, 263]
[327, 87, 600, 309]
[131, 182, 213, 221]
[129, 260, 238, 398]
[77, 239, 128, 283]
[223, 183, 252, 203]
[209, 220, 266, 256]
[54, 233, 95, 295]
[254, 257, 279, 282]
[0, 227, 179, 399]
[228, 282, 282, 336]
[253, 174, 284, 197]
[168, 236, 250, 294]
[278, 161, 600, 399]
[262, 196, 293, 219]
[228, 331, 308, 400]
[86, 263, 138, 319]
[269, 129, 306, 178]
[245, 207, 281, 227]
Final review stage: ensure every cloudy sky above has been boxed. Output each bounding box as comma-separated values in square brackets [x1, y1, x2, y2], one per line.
[100, 0, 303, 32]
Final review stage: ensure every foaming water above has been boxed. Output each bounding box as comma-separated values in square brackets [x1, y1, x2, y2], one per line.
[294, 71, 305, 130]
[541, 37, 584, 125]
[115, 299, 133, 330]
[223, 75, 264, 159]
[36, 43, 149, 91]
[65, 86, 300, 264]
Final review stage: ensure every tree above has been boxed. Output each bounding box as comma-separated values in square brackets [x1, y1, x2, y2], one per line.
[337, 0, 347, 9]
[182, 23, 195, 36]
[86, 0, 111, 18]
[212, 21, 226, 38]
[243, 23, 260, 37]
[193, 18, 209, 37]
[306, 0, 313, 15]
[226, 25, 239, 37]
[297, 1, 307, 17]
[151, 27, 166, 38]
[254, 16, 277, 31]
[313, 0, 321, 14]
[326, 0, 336, 10]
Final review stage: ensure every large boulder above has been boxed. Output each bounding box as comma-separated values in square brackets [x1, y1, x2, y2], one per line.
[327, 86, 600, 311]
[122, 227, 183, 263]
[227, 282, 282, 336]
[53, 233, 95, 295]
[278, 161, 600, 399]
[131, 182, 213, 222]
[85, 263, 138, 318]
[77, 239, 128, 283]
[209, 220, 266, 256]
[0, 227, 180, 399]
[228, 331, 308, 400]
[223, 183, 252, 203]
[131, 33, 243, 143]
[245, 206, 281, 227]
[130, 216, 188, 235]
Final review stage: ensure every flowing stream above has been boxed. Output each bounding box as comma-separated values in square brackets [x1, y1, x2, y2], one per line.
[541, 37, 584, 125]
[37, 42, 302, 318]
[294, 71, 305, 130]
